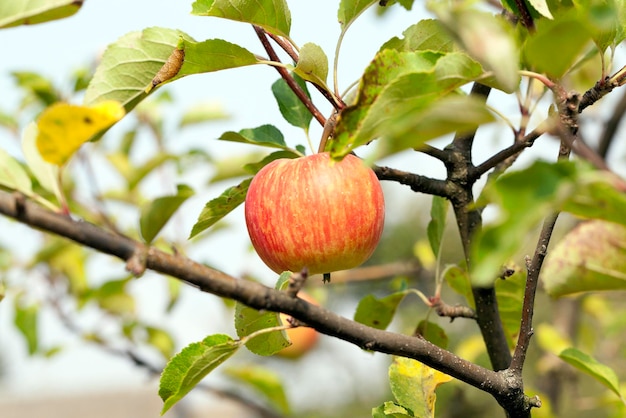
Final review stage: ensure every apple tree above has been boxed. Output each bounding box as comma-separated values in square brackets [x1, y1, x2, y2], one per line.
[2, 1, 626, 417]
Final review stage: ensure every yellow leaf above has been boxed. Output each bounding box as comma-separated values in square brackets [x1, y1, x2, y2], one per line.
[390, 357, 453, 417]
[36, 101, 125, 165]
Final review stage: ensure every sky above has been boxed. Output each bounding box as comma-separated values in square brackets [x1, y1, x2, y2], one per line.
[0, 1, 439, 414]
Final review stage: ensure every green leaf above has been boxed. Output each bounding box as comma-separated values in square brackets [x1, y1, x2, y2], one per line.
[542, 220, 626, 297]
[85, 28, 189, 111]
[179, 101, 229, 128]
[166, 277, 182, 312]
[14, 299, 39, 355]
[234, 302, 290, 356]
[379, 94, 494, 159]
[388, 357, 452, 417]
[275, 271, 292, 291]
[354, 291, 408, 330]
[210, 152, 267, 183]
[495, 268, 525, 347]
[159, 334, 240, 414]
[577, 0, 626, 52]
[0, 148, 32, 195]
[330, 49, 486, 158]
[372, 401, 414, 418]
[471, 160, 626, 286]
[415, 320, 449, 349]
[146, 326, 176, 359]
[11, 71, 61, 106]
[218, 125, 289, 150]
[380, 19, 456, 53]
[35, 239, 88, 298]
[92, 277, 135, 316]
[0, 110, 18, 133]
[189, 178, 251, 239]
[128, 154, 177, 191]
[427, 196, 448, 256]
[85, 28, 258, 114]
[528, 0, 554, 18]
[559, 347, 623, 399]
[338, 0, 378, 30]
[443, 264, 474, 308]
[523, 10, 592, 79]
[432, 6, 520, 92]
[177, 38, 260, 78]
[271, 74, 313, 130]
[294, 42, 329, 88]
[225, 364, 291, 415]
[536, 323, 572, 355]
[0, 0, 82, 28]
[140, 184, 195, 244]
[191, 0, 291, 38]
[242, 151, 301, 175]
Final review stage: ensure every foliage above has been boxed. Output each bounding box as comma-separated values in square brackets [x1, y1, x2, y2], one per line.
[2, 0, 626, 417]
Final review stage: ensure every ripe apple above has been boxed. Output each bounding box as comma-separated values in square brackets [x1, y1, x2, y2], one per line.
[245, 152, 385, 276]
[277, 291, 319, 359]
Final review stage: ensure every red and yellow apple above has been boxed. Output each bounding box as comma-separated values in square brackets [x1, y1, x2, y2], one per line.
[244, 152, 385, 276]
[277, 291, 319, 359]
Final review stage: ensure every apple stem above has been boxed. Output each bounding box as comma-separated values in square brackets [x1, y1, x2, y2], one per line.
[323, 273, 331, 283]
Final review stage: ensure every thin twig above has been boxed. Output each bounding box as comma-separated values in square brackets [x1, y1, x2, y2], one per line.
[252, 25, 326, 126]
[509, 213, 558, 373]
[597, 88, 626, 158]
[265, 32, 299, 62]
[472, 119, 551, 179]
[254, 26, 345, 112]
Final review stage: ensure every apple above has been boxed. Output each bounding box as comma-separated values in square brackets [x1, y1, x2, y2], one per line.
[277, 291, 320, 358]
[245, 152, 385, 276]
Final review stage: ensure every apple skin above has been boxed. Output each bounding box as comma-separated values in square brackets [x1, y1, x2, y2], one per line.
[277, 292, 319, 359]
[245, 152, 385, 275]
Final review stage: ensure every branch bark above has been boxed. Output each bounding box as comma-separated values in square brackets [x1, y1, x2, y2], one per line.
[0, 189, 527, 407]
[446, 82, 513, 373]
[373, 165, 451, 197]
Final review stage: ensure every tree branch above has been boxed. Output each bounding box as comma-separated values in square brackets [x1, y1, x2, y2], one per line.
[0, 189, 523, 403]
[509, 213, 558, 373]
[252, 25, 327, 126]
[597, 88, 626, 158]
[373, 165, 451, 197]
[446, 82, 513, 373]
[253, 26, 344, 114]
[471, 120, 550, 180]
[512, 0, 535, 30]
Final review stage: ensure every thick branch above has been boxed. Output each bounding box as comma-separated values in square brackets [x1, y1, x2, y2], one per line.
[373, 165, 451, 197]
[447, 82, 512, 373]
[0, 190, 517, 401]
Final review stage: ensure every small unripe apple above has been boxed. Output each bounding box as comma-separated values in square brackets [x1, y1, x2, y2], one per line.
[245, 152, 385, 275]
[278, 292, 319, 358]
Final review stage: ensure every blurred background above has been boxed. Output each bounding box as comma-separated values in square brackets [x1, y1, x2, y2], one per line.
[1, 1, 625, 418]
